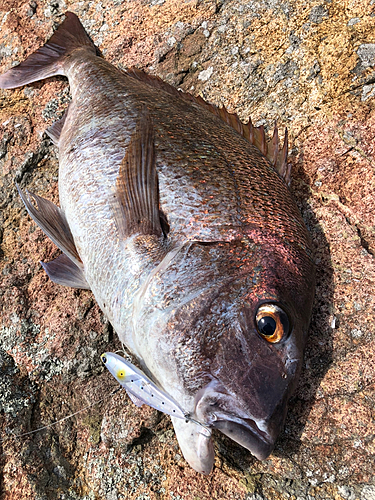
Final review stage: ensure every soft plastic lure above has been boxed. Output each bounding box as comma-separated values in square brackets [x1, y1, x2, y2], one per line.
[101, 352, 203, 424]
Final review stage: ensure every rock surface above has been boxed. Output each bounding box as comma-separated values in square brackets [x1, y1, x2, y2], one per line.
[0, 1, 374, 499]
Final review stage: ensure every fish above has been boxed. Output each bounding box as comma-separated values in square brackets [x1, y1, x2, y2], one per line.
[0, 12, 315, 474]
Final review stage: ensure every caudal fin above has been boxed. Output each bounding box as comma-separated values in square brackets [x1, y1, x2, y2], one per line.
[0, 12, 95, 89]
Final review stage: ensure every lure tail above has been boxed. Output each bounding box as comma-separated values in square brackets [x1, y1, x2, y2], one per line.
[0, 12, 95, 89]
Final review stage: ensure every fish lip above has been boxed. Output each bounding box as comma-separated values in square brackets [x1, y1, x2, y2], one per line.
[194, 380, 277, 459]
[210, 413, 275, 460]
[212, 412, 272, 443]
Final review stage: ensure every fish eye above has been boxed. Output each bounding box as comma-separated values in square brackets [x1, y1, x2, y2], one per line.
[101, 354, 107, 364]
[255, 304, 290, 343]
[117, 370, 126, 379]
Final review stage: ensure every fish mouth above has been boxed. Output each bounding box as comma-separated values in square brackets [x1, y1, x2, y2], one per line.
[194, 380, 277, 460]
[211, 415, 274, 460]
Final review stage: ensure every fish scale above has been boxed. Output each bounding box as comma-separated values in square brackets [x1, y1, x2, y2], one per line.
[58, 62, 142, 330]
[0, 12, 315, 475]
[64, 54, 307, 248]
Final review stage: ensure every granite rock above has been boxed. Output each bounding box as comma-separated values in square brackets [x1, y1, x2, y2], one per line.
[0, 0, 374, 499]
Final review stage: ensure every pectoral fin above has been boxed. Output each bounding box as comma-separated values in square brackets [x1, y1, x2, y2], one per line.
[17, 185, 82, 268]
[41, 253, 90, 289]
[112, 111, 163, 239]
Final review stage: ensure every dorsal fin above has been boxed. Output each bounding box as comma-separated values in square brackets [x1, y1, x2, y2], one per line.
[126, 67, 182, 99]
[125, 68, 291, 185]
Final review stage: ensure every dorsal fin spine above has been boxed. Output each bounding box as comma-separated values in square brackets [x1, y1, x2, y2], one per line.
[127, 68, 292, 184]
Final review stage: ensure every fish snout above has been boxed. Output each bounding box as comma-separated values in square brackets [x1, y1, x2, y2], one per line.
[211, 418, 274, 460]
[194, 380, 281, 460]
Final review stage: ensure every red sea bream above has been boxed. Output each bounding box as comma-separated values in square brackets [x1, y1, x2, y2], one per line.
[0, 13, 315, 474]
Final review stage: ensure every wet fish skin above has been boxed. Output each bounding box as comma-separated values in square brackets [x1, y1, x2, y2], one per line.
[0, 13, 315, 474]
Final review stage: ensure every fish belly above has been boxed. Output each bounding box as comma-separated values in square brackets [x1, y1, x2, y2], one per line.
[58, 55, 145, 346]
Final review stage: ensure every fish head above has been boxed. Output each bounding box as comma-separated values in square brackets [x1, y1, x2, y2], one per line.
[191, 240, 315, 460]
[134, 238, 315, 469]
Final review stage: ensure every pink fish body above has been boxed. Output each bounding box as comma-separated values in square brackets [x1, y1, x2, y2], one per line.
[0, 13, 315, 474]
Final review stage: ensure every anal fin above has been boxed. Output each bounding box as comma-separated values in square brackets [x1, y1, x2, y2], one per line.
[46, 106, 69, 146]
[17, 184, 82, 268]
[112, 111, 163, 239]
[41, 253, 90, 289]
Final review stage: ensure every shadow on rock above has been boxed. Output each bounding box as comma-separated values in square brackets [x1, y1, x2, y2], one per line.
[275, 160, 335, 459]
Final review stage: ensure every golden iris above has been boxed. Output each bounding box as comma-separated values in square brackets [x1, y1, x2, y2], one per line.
[255, 304, 290, 343]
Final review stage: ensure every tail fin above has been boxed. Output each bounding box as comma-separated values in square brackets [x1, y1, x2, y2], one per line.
[0, 12, 95, 89]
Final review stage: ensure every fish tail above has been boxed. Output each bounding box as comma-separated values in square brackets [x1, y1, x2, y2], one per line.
[0, 12, 95, 89]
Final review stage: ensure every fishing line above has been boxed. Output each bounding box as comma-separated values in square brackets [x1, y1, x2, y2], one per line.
[115, 347, 127, 356]
[0, 386, 121, 445]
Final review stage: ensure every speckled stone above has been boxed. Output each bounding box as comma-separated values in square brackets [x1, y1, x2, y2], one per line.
[0, 1, 374, 499]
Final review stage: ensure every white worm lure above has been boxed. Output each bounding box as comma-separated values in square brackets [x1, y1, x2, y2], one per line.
[101, 352, 186, 418]
[101, 352, 211, 436]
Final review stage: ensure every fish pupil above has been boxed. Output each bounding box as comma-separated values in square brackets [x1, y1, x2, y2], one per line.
[258, 316, 276, 336]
